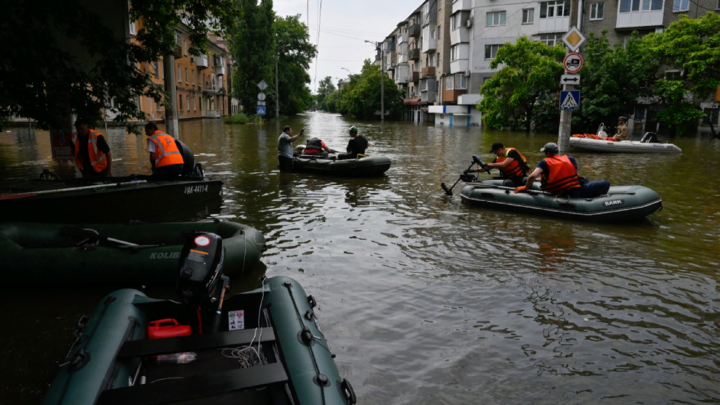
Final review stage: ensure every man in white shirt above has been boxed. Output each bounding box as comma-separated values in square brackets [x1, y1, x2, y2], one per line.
[278, 126, 303, 171]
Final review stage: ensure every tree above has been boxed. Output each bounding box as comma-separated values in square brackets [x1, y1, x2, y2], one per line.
[273, 14, 317, 116]
[573, 30, 658, 133]
[317, 76, 336, 109]
[478, 37, 566, 133]
[1, 0, 239, 131]
[229, 0, 275, 115]
[337, 60, 403, 120]
[645, 12, 720, 136]
[323, 90, 341, 113]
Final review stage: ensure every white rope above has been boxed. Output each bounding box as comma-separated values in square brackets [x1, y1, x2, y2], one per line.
[218, 277, 266, 368]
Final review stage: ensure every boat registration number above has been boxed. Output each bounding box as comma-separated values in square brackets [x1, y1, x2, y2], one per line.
[184, 185, 209, 194]
[604, 199, 624, 207]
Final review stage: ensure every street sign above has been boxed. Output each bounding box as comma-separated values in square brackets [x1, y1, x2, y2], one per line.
[257, 106, 266, 115]
[257, 80, 268, 91]
[257, 101, 266, 106]
[563, 53, 583, 74]
[560, 90, 581, 110]
[258, 92, 266, 101]
[562, 27, 586, 52]
[561, 74, 581, 85]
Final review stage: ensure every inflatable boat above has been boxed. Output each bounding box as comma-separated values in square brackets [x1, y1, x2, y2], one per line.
[291, 145, 390, 176]
[460, 179, 662, 222]
[0, 220, 265, 286]
[569, 137, 682, 153]
[42, 229, 354, 405]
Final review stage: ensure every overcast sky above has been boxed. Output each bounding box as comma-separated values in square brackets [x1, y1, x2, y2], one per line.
[273, 0, 423, 93]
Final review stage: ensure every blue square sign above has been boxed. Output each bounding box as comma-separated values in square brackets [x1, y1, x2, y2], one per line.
[257, 106, 266, 115]
[559, 91, 580, 111]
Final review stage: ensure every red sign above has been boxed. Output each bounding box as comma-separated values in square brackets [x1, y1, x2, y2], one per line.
[563, 53, 583, 74]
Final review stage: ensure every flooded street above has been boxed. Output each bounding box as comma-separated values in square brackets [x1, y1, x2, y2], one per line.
[1, 113, 719, 404]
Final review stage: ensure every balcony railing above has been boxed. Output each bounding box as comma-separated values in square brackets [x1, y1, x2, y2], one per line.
[409, 48, 420, 60]
[408, 24, 421, 37]
[196, 55, 209, 68]
[422, 66, 436, 77]
[215, 65, 226, 76]
[411, 72, 420, 82]
[203, 109, 221, 118]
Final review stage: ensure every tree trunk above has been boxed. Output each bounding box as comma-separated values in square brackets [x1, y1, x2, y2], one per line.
[525, 106, 533, 133]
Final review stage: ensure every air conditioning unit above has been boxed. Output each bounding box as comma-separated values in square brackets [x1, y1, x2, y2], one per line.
[466, 19, 473, 28]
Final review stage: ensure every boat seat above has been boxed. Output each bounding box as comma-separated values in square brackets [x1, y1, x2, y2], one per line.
[96, 362, 288, 405]
[116, 327, 276, 359]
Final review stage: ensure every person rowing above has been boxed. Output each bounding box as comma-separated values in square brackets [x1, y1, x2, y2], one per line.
[466, 142, 530, 187]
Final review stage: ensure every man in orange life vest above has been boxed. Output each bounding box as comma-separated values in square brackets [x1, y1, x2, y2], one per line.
[144, 122, 184, 181]
[72, 118, 112, 178]
[466, 142, 530, 187]
[516, 142, 610, 198]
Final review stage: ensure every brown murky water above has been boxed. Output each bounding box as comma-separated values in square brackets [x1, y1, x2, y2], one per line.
[1, 114, 719, 404]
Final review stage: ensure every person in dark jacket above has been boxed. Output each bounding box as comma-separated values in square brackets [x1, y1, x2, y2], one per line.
[338, 126, 369, 160]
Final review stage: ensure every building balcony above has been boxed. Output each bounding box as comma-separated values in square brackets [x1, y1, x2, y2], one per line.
[196, 54, 209, 68]
[450, 59, 469, 74]
[383, 42, 396, 52]
[458, 94, 482, 105]
[442, 88, 467, 103]
[450, 28, 470, 45]
[412, 71, 420, 82]
[203, 109, 221, 118]
[451, 0, 472, 14]
[398, 31, 408, 44]
[537, 16, 570, 34]
[422, 66, 436, 77]
[215, 65, 226, 76]
[408, 24, 421, 37]
[422, 11, 437, 26]
[422, 38, 437, 53]
[394, 65, 410, 84]
[409, 48, 421, 60]
[398, 52, 409, 64]
[616, 10, 664, 29]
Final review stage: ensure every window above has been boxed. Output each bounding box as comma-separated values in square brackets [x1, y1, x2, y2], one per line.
[538, 34, 563, 46]
[620, 0, 662, 12]
[437, 25, 441, 39]
[540, 1, 570, 18]
[191, 70, 195, 85]
[451, 45, 460, 61]
[153, 61, 159, 76]
[148, 98, 153, 112]
[430, 25, 436, 39]
[175, 33, 182, 46]
[187, 95, 190, 111]
[185, 68, 188, 84]
[179, 95, 183, 111]
[129, 21, 136, 35]
[194, 97, 197, 111]
[157, 98, 162, 111]
[486, 11, 506, 26]
[665, 70, 682, 80]
[590, 3, 604, 19]
[717, 0, 720, 9]
[703, 108, 719, 125]
[446, 75, 454, 91]
[455, 74, 467, 90]
[522, 8, 535, 24]
[177, 65, 181, 83]
[485, 44, 501, 59]
[673, 0, 689, 11]
[634, 107, 646, 120]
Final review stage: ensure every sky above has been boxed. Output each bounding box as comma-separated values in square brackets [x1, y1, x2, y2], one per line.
[273, 0, 424, 93]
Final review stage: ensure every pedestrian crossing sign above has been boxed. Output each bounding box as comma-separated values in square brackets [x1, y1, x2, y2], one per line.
[560, 90, 580, 110]
[257, 106, 266, 115]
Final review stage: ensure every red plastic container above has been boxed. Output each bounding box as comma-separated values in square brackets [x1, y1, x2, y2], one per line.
[148, 319, 191, 339]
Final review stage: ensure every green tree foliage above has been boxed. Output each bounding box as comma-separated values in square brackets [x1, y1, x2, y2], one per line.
[317, 77, 336, 109]
[273, 15, 317, 116]
[479, 37, 565, 133]
[229, 0, 275, 115]
[645, 12, 720, 135]
[573, 31, 658, 133]
[324, 60, 402, 120]
[1, 0, 239, 130]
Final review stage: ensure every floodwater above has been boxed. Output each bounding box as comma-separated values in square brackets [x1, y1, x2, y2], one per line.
[1, 114, 719, 404]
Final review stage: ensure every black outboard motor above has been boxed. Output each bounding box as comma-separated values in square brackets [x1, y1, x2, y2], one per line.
[640, 132, 659, 143]
[175, 139, 197, 177]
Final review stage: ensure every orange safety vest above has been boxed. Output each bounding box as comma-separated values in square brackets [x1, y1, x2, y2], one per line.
[72, 129, 107, 173]
[542, 155, 582, 194]
[149, 130, 184, 168]
[496, 147, 528, 179]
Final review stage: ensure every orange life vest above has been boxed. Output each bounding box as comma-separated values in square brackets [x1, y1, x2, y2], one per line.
[149, 130, 184, 168]
[72, 129, 107, 173]
[542, 155, 582, 194]
[496, 147, 528, 179]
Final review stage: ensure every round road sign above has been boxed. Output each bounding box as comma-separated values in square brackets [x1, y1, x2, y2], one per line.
[563, 53, 583, 74]
[258, 92, 266, 101]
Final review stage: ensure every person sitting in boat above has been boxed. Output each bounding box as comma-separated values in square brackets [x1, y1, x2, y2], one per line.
[144, 122, 184, 181]
[72, 118, 112, 179]
[338, 126, 369, 160]
[516, 142, 610, 199]
[466, 142, 530, 187]
[303, 137, 332, 157]
[614, 117, 629, 141]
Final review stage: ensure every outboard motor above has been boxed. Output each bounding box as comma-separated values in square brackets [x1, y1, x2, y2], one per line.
[175, 139, 197, 177]
[177, 232, 229, 333]
[640, 132, 659, 143]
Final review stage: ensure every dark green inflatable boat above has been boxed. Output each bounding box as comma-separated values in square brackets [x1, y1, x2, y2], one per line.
[293, 154, 391, 176]
[42, 276, 355, 405]
[460, 180, 662, 222]
[0, 220, 265, 286]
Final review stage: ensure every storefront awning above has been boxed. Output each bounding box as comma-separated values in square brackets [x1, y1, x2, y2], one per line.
[404, 97, 422, 105]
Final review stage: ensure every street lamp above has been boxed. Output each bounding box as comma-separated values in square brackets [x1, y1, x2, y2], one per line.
[365, 40, 384, 122]
[341, 67, 353, 76]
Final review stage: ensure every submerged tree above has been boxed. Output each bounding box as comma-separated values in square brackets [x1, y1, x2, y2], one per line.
[478, 37, 565, 133]
[337, 60, 403, 120]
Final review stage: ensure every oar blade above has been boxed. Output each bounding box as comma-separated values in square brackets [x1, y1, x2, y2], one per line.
[441, 183, 452, 196]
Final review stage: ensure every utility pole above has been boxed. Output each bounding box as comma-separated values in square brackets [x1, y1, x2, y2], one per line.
[163, 54, 179, 138]
[366, 40, 384, 122]
[275, 54, 279, 119]
[558, 83, 573, 154]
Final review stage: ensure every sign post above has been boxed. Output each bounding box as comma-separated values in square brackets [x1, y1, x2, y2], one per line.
[557, 27, 586, 155]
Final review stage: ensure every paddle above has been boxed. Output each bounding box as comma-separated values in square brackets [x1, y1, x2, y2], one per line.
[59, 226, 139, 247]
[441, 155, 483, 196]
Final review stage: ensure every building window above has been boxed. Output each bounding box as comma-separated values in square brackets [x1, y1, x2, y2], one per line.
[177, 66, 181, 83]
[665, 70, 682, 80]
[157, 98, 162, 111]
[522, 8, 535, 24]
[153, 61, 159, 76]
[703, 108, 719, 125]
[717, 0, 720, 9]
[620, 0, 662, 12]
[129, 21, 136, 35]
[590, 3, 604, 19]
[191, 70, 195, 85]
[446, 75, 454, 91]
[178, 95, 183, 111]
[538, 34, 563, 46]
[455, 74, 467, 90]
[451, 45, 459, 61]
[486, 11, 506, 27]
[194, 97, 197, 111]
[185, 68, 188, 84]
[437, 25, 441, 39]
[540, 1, 570, 18]
[673, 0, 689, 11]
[485, 44, 501, 59]
[634, 107, 646, 120]
[187, 95, 190, 111]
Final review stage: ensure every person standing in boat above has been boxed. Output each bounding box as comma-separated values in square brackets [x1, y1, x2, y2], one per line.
[144, 122, 184, 181]
[516, 142, 610, 198]
[338, 126, 369, 160]
[278, 126, 304, 171]
[72, 118, 113, 178]
[614, 117, 629, 141]
[466, 142, 530, 187]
